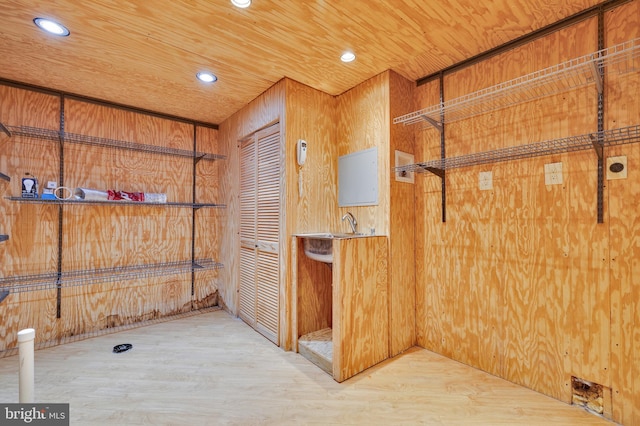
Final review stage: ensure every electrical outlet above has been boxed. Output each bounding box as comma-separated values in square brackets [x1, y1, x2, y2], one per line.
[47, 181, 57, 189]
[479, 171, 493, 190]
[544, 162, 563, 185]
[607, 155, 627, 180]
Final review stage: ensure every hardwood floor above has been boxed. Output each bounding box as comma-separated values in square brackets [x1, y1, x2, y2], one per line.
[0, 310, 612, 425]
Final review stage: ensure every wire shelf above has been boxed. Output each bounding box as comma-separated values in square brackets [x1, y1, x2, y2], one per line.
[0, 235, 8, 242]
[0, 124, 226, 160]
[394, 38, 640, 127]
[6, 197, 226, 209]
[0, 259, 223, 295]
[396, 125, 640, 174]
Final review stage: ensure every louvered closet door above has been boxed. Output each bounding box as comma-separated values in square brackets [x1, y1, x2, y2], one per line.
[239, 123, 281, 345]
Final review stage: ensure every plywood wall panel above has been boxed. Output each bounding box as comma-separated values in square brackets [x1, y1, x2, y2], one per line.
[1, 85, 220, 352]
[64, 99, 193, 150]
[0, 290, 59, 351]
[335, 73, 390, 236]
[194, 206, 222, 310]
[196, 126, 222, 204]
[285, 80, 338, 234]
[606, 1, 640, 423]
[63, 144, 193, 203]
[333, 236, 389, 382]
[61, 205, 192, 270]
[389, 71, 416, 356]
[608, 142, 640, 425]
[193, 125, 222, 308]
[295, 238, 332, 338]
[60, 274, 192, 336]
[284, 80, 336, 349]
[413, 14, 617, 409]
[445, 18, 598, 157]
[414, 79, 446, 354]
[0, 86, 61, 351]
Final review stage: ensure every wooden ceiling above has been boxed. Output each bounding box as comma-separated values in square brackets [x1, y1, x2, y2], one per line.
[0, 0, 602, 125]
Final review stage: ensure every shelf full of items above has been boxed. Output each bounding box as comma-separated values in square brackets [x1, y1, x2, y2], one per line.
[0, 121, 226, 208]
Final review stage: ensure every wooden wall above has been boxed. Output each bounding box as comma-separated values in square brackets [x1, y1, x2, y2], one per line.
[606, 2, 640, 424]
[0, 86, 61, 348]
[334, 70, 416, 357]
[218, 78, 337, 349]
[284, 79, 338, 348]
[389, 71, 417, 356]
[222, 73, 417, 356]
[413, 2, 639, 424]
[335, 73, 390, 236]
[0, 86, 221, 351]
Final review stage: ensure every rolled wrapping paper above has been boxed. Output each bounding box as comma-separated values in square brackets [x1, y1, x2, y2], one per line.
[74, 187, 167, 203]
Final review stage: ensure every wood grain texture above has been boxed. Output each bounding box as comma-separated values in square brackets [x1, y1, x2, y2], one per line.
[413, 14, 618, 412]
[388, 70, 416, 356]
[60, 97, 198, 339]
[333, 236, 389, 382]
[0, 86, 61, 351]
[194, 126, 222, 310]
[0, 85, 219, 352]
[413, 78, 447, 357]
[294, 238, 332, 339]
[60, 274, 192, 337]
[605, 1, 640, 424]
[0, 310, 613, 425]
[335, 72, 390, 237]
[284, 79, 337, 350]
[0, 1, 601, 124]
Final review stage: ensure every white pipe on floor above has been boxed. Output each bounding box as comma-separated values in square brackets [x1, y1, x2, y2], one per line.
[17, 328, 35, 403]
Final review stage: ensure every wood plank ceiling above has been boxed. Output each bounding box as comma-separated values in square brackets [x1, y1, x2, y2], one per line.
[0, 0, 602, 125]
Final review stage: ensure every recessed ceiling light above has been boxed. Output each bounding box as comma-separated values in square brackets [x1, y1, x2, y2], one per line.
[197, 72, 217, 83]
[341, 51, 356, 63]
[33, 18, 70, 36]
[231, 0, 251, 8]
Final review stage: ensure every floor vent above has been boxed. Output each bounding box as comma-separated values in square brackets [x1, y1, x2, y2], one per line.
[571, 376, 604, 415]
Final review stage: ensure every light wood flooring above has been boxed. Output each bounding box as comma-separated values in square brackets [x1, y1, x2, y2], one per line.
[0, 310, 613, 425]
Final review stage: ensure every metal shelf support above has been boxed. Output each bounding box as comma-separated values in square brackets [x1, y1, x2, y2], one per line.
[0, 173, 9, 182]
[0, 235, 8, 242]
[0, 122, 10, 137]
[421, 115, 443, 132]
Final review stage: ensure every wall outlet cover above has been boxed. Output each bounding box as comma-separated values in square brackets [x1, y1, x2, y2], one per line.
[606, 155, 627, 180]
[479, 171, 493, 190]
[544, 162, 563, 185]
[395, 150, 414, 184]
